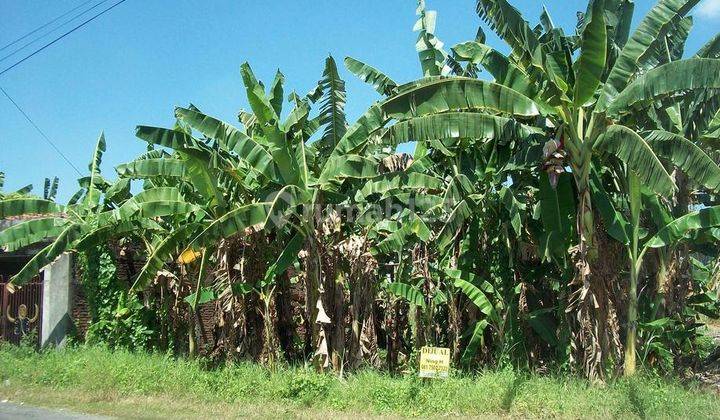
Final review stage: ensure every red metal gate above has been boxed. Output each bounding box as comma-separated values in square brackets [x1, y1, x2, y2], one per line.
[0, 275, 43, 346]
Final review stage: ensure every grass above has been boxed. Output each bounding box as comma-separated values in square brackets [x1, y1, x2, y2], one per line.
[1, 345, 719, 419]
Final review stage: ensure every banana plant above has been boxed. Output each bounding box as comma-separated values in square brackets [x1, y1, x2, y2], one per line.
[0, 133, 200, 291]
[340, 0, 569, 367]
[627, 201, 720, 372]
[344, 0, 720, 378]
[462, 0, 720, 379]
[120, 57, 382, 367]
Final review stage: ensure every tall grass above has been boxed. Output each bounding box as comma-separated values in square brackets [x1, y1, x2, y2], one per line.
[1, 344, 718, 418]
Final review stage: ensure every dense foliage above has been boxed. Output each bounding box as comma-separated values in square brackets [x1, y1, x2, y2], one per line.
[1, 0, 720, 381]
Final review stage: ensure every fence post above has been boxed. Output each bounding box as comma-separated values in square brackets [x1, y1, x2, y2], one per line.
[40, 253, 73, 347]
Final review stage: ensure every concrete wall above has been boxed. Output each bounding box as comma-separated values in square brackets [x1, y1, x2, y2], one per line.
[41, 253, 73, 347]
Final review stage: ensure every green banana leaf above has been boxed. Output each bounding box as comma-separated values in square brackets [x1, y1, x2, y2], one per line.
[599, 0, 699, 108]
[116, 158, 187, 179]
[594, 125, 676, 196]
[84, 132, 106, 209]
[0, 198, 64, 218]
[646, 130, 720, 192]
[385, 112, 539, 147]
[573, 0, 607, 106]
[386, 282, 426, 308]
[609, 58, 720, 115]
[0, 217, 70, 252]
[9, 224, 82, 288]
[644, 205, 720, 248]
[344, 56, 398, 96]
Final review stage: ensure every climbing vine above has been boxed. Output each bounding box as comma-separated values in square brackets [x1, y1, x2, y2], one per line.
[78, 245, 154, 350]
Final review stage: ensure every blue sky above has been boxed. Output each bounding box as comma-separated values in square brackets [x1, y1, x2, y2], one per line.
[1, 0, 719, 201]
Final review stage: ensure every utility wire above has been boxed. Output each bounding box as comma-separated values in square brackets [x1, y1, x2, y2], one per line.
[0, 0, 129, 77]
[0, 86, 83, 176]
[1, 0, 113, 64]
[0, 0, 97, 52]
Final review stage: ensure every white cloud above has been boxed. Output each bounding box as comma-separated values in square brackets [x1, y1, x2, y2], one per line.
[697, 0, 720, 19]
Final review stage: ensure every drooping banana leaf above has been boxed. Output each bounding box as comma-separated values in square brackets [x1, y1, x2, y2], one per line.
[323, 77, 540, 173]
[318, 155, 379, 185]
[594, 125, 676, 196]
[191, 202, 271, 247]
[104, 178, 131, 204]
[385, 282, 426, 308]
[262, 185, 311, 230]
[451, 276, 500, 324]
[8, 224, 82, 289]
[0, 198, 64, 218]
[538, 172, 575, 261]
[0, 217, 70, 252]
[643, 190, 674, 231]
[74, 219, 163, 250]
[608, 58, 720, 116]
[461, 319, 489, 364]
[382, 77, 540, 120]
[372, 212, 431, 255]
[500, 186, 525, 236]
[116, 158, 187, 179]
[355, 172, 444, 201]
[384, 112, 540, 147]
[97, 189, 203, 226]
[344, 56, 398, 96]
[264, 232, 304, 283]
[179, 149, 224, 208]
[644, 205, 720, 248]
[645, 130, 720, 192]
[436, 199, 473, 251]
[131, 225, 198, 291]
[136, 126, 199, 150]
[695, 33, 720, 59]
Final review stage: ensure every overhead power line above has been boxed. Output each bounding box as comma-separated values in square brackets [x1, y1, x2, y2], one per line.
[1, 0, 113, 64]
[0, 0, 129, 77]
[0, 86, 83, 176]
[0, 0, 97, 52]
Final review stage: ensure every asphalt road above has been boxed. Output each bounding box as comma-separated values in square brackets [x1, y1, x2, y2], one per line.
[0, 401, 108, 420]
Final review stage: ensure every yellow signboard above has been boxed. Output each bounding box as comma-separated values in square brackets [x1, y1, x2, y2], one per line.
[419, 346, 450, 378]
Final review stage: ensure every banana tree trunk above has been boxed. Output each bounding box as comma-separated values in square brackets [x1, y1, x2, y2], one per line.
[303, 237, 321, 357]
[330, 270, 346, 373]
[275, 270, 298, 362]
[624, 172, 642, 376]
[567, 136, 624, 379]
[624, 265, 638, 375]
[448, 290, 462, 365]
[188, 250, 209, 359]
[261, 288, 280, 369]
[188, 316, 197, 358]
[349, 266, 376, 370]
